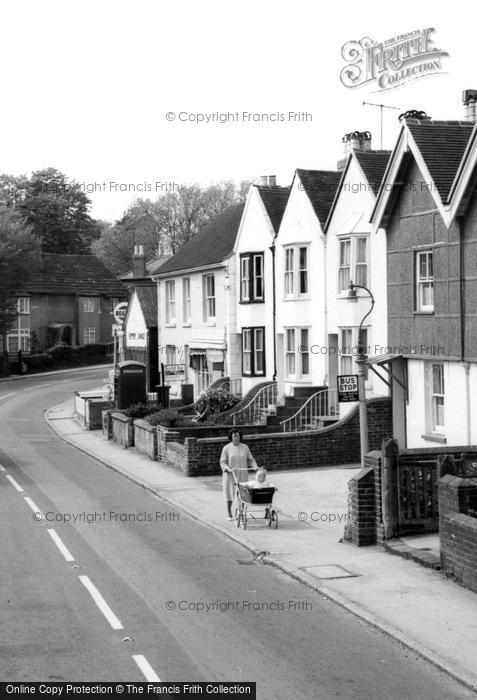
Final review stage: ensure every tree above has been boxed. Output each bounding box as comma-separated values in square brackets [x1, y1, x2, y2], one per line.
[93, 180, 251, 274]
[0, 208, 41, 339]
[0, 168, 101, 254]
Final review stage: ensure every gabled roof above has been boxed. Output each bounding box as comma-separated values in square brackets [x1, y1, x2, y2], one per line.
[371, 119, 475, 230]
[295, 169, 342, 228]
[255, 185, 290, 233]
[324, 149, 391, 233]
[24, 254, 127, 296]
[354, 150, 392, 195]
[135, 286, 157, 327]
[406, 120, 473, 202]
[120, 255, 171, 281]
[155, 203, 245, 275]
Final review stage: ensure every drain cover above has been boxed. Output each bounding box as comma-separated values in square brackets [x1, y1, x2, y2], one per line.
[300, 565, 359, 580]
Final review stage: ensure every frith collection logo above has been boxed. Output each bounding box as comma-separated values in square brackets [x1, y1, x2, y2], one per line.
[340, 28, 449, 91]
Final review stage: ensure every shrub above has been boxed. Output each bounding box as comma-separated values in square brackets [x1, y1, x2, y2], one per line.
[23, 353, 55, 371]
[196, 386, 240, 416]
[123, 402, 162, 419]
[201, 412, 236, 426]
[46, 344, 81, 366]
[147, 409, 195, 428]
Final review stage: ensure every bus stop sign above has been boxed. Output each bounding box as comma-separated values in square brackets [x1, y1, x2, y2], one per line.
[337, 374, 359, 402]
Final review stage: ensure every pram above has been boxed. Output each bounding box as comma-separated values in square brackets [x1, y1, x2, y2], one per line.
[232, 469, 278, 529]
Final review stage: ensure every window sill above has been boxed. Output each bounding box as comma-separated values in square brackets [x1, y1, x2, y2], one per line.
[204, 319, 216, 327]
[413, 311, 434, 316]
[182, 322, 191, 328]
[165, 323, 176, 328]
[283, 296, 310, 302]
[239, 300, 265, 305]
[421, 433, 447, 444]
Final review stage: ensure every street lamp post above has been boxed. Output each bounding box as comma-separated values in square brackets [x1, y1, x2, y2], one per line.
[348, 281, 375, 464]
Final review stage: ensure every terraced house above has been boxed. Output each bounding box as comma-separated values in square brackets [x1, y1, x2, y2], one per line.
[371, 96, 477, 447]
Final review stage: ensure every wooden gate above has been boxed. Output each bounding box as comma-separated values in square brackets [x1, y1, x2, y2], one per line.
[397, 460, 439, 535]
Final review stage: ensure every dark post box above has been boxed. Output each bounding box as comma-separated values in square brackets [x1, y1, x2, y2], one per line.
[114, 361, 147, 409]
[181, 383, 194, 406]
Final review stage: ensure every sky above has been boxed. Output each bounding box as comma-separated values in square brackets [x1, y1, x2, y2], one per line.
[0, 0, 473, 222]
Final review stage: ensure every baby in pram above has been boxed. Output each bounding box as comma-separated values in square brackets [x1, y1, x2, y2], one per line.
[244, 467, 274, 489]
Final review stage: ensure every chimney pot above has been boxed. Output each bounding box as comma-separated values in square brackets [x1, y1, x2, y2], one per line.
[463, 89, 477, 122]
[257, 175, 277, 187]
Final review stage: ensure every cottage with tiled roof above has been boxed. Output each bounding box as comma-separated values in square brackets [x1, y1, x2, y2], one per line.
[370, 97, 477, 449]
[232, 176, 290, 395]
[274, 166, 341, 396]
[2, 253, 127, 354]
[153, 203, 245, 401]
[323, 131, 391, 415]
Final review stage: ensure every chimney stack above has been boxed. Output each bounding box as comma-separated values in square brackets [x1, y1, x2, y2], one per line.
[133, 244, 146, 279]
[337, 131, 372, 170]
[256, 175, 277, 187]
[463, 89, 477, 122]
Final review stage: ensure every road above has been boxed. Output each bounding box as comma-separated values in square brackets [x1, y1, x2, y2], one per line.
[0, 368, 475, 699]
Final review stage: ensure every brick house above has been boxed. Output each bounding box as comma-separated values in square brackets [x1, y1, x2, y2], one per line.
[2, 254, 127, 355]
[370, 104, 477, 447]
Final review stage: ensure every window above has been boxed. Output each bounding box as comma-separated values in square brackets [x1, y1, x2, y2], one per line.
[340, 327, 368, 375]
[203, 274, 216, 320]
[284, 248, 294, 297]
[17, 297, 30, 314]
[416, 250, 434, 312]
[285, 327, 310, 378]
[83, 297, 95, 313]
[340, 328, 353, 374]
[166, 345, 177, 365]
[165, 280, 176, 324]
[430, 363, 444, 432]
[240, 253, 264, 302]
[110, 297, 119, 313]
[284, 246, 309, 298]
[83, 327, 96, 344]
[338, 237, 369, 292]
[182, 278, 191, 323]
[6, 329, 30, 353]
[242, 327, 265, 376]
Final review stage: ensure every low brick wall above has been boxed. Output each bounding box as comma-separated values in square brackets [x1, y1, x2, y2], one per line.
[111, 412, 134, 448]
[439, 474, 477, 592]
[134, 419, 158, 460]
[154, 423, 272, 443]
[160, 397, 392, 476]
[102, 410, 113, 440]
[85, 399, 110, 430]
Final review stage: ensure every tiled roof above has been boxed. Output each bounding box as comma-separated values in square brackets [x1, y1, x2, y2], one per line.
[135, 285, 157, 327]
[24, 254, 127, 296]
[256, 185, 290, 233]
[120, 255, 171, 280]
[156, 203, 245, 275]
[406, 119, 474, 202]
[296, 169, 342, 227]
[354, 150, 392, 195]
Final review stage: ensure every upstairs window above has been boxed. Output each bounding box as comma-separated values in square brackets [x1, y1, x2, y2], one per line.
[416, 250, 434, 312]
[83, 297, 95, 313]
[338, 237, 368, 292]
[17, 297, 30, 314]
[240, 253, 264, 302]
[165, 280, 176, 324]
[203, 274, 216, 320]
[284, 246, 309, 298]
[182, 278, 191, 323]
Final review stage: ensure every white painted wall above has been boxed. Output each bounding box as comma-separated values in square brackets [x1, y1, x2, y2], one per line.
[326, 154, 388, 412]
[406, 359, 477, 447]
[157, 262, 233, 399]
[124, 291, 147, 347]
[275, 173, 327, 394]
[233, 186, 277, 395]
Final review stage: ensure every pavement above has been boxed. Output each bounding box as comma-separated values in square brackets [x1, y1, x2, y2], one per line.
[46, 398, 477, 694]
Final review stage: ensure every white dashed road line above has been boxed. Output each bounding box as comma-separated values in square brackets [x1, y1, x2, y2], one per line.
[79, 575, 124, 630]
[47, 528, 76, 562]
[5, 474, 24, 493]
[132, 654, 161, 681]
[24, 496, 44, 519]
